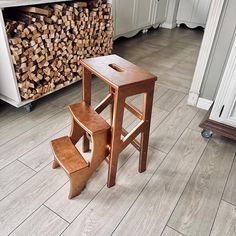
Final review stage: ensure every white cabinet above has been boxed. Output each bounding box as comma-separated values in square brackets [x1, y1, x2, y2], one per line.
[177, 0, 212, 28]
[152, 0, 168, 26]
[210, 35, 236, 128]
[136, 0, 153, 29]
[113, 0, 168, 39]
[114, 0, 136, 36]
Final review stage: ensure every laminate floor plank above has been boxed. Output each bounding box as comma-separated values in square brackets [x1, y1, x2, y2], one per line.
[157, 72, 192, 94]
[0, 160, 35, 200]
[210, 200, 236, 236]
[168, 137, 236, 236]
[45, 144, 136, 223]
[0, 27, 214, 235]
[162, 227, 183, 236]
[223, 155, 236, 206]
[0, 109, 71, 170]
[19, 125, 71, 172]
[0, 103, 62, 145]
[0, 101, 27, 125]
[149, 97, 198, 153]
[0, 164, 68, 236]
[188, 109, 207, 132]
[10, 206, 68, 236]
[153, 89, 185, 112]
[61, 147, 165, 236]
[46, 82, 83, 108]
[113, 129, 207, 236]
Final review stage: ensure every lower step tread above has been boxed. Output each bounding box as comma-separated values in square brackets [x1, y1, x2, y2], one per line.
[51, 136, 89, 175]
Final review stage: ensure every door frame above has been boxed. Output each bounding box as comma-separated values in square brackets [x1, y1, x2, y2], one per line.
[187, 0, 225, 107]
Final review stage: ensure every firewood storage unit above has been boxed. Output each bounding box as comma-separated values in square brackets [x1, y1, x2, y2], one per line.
[0, 0, 113, 111]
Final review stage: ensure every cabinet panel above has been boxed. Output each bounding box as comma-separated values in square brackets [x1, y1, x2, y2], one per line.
[210, 34, 236, 127]
[191, 0, 211, 24]
[152, 0, 168, 25]
[115, 0, 136, 36]
[177, 0, 211, 28]
[177, 0, 194, 22]
[136, 0, 153, 28]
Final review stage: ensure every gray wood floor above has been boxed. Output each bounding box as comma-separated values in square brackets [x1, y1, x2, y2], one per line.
[0, 27, 236, 236]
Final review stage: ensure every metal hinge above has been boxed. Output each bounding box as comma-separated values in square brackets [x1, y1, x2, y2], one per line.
[219, 105, 225, 117]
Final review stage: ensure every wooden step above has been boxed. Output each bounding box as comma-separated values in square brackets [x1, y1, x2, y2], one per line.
[51, 136, 89, 175]
[69, 102, 110, 135]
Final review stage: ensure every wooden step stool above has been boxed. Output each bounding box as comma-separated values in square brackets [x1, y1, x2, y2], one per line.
[51, 102, 110, 199]
[80, 54, 157, 188]
[51, 54, 157, 199]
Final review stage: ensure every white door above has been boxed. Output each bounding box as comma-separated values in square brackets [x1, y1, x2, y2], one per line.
[115, 0, 136, 36]
[152, 0, 168, 25]
[136, 0, 153, 28]
[210, 35, 236, 127]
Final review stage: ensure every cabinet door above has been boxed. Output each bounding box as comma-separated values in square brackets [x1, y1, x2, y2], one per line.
[177, 0, 195, 22]
[152, 0, 168, 25]
[136, 0, 153, 28]
[115, 0, 136, 36]
[191, 0, 211, 25]
[210, 36, 236, 127]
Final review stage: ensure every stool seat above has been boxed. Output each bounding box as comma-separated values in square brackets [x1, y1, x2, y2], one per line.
[81, 54, 157, 89]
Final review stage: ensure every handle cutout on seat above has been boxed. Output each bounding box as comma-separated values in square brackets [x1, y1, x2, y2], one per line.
[109, 63, 124, 72]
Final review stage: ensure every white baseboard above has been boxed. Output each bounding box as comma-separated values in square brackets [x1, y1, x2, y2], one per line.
[161, 22, 176, 29]
[197, 98, 213, 110]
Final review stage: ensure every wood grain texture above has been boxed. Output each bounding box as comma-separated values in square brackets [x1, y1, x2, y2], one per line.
[47, 82, 83, 108]
[153, 85, 169, 102]
[69, 102, 110, 134]
[10, 206, 68, 236]
[156, 72, 192, 94]
[19, 126, 70, 172]
[162, 227, 183, 236]
[0, 102, 62, 145]
[149, 97, 198, 153]
[113, 129, 207, 236]
[0, 164, 68, 235]
[188, 109, 207, 132]
[61, 147, 165, 236]
[0, 160, 35, 200]
[51, 136, 89, 175]
[45, 144, 136, 223]
[154, 89, 185, 112]
[81, 54, 157, 89]
[210, 200, 236, 236]
[223, 156, 236, 206]
[0, 110, 70, 169]
[168, 136, 236, 236]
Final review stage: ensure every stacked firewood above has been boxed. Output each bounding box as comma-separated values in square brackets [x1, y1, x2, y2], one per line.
[5, 0, 113, 100]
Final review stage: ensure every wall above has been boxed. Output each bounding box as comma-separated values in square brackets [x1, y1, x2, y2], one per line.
[200, 0, 236, 100]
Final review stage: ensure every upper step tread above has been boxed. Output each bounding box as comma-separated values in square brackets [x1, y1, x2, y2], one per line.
[51, 136, 89, 175]
[69, 102, 110, 135]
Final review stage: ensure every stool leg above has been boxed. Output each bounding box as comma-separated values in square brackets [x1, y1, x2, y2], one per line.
[109, 86, 114, 125]
[139, 88, 154, 173]
[82, 67, 92, 153]
[107, 94, 125, 188]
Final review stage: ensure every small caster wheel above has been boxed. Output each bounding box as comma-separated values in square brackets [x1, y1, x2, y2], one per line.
[201, 129, 213, 139]
[24, 103, 33, 113]
[142, 29, 148, 34]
